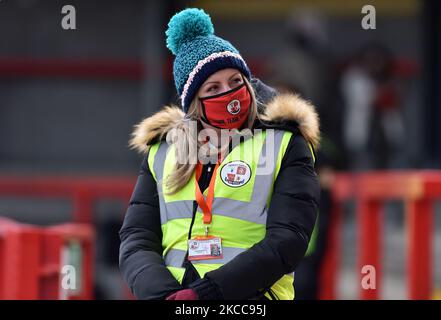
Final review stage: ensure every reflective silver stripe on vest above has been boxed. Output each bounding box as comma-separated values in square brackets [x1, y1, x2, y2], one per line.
[153, 142, 169, 182]
[160, 200, 194, 223]
[212, 197, 267, 224]
[164, 248, 296, 282]
[252, 130, 284, 207]
[156, 130, 286, 225]
[164, 247, 247, 268]
[159, 198, 266, 225]
[163, 248, 186, 268]
[154, 142, 175, 224]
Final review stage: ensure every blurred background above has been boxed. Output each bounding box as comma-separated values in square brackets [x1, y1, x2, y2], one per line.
[0, 0, 440, 300]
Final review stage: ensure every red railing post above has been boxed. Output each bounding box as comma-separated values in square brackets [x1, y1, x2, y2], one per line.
[72, 189, 94, 223]
[406, 198, 432, 299]
[358, 198, 382, 300]
[0, 219, 41, 299]
[39, 228, 64, 299]
[319, 201, 342, 299]
[41, 223, 95, 300]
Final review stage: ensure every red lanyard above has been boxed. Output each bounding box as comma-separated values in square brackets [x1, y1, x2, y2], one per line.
[194, 158, 221, 226]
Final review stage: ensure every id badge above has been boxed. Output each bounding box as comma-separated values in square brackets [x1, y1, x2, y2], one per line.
[188, 236, 223, 261]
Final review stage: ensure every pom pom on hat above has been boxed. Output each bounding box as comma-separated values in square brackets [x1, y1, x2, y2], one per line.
[166, 8, 251, 112]
[166, 8, 214, 55]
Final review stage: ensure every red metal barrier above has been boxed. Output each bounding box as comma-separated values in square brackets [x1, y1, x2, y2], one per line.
[320, 171, 441, 300]
[0, 218, 94, 299]
[40, 223, 95, 299]
[0, 175, 136, 299]
[0, 219, 40, 299]
[0, 175, 135, 223]
[1, 172, 439, 299]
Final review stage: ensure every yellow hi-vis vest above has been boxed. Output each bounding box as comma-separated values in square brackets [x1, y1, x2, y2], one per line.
[148, 129, 295, 300]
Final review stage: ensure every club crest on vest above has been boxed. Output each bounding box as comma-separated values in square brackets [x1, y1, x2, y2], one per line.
[220, 160, 251, 187]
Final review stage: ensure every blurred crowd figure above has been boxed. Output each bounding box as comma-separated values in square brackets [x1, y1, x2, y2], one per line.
[266, 9, 408, 299]
[269, 10, 331, 109]
[267, 10, 338, 300]
[341, 44, 405, 170]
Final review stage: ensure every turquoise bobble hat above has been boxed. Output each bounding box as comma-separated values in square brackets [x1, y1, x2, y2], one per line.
[166, 8, 251, 113]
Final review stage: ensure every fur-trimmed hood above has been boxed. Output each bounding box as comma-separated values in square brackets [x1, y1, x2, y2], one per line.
[129, 93, 320, 154]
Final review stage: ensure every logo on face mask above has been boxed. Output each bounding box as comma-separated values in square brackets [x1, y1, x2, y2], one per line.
[227, 100, 241, 115]
[199, 83, 251, 129]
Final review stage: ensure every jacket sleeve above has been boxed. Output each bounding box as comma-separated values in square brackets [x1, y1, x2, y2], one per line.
[119, 152, 183, 299]
[190, 134, 320, 299]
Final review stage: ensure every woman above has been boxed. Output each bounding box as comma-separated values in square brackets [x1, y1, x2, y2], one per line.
[119, 8, 320, 300]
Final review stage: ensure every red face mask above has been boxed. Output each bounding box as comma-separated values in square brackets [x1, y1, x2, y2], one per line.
[199, 83, 251, 129]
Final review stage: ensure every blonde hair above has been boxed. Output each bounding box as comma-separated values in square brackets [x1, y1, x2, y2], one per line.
[165, 77, 260, 195]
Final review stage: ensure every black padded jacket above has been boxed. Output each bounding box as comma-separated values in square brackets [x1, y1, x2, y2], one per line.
[119, 80, 320, 300]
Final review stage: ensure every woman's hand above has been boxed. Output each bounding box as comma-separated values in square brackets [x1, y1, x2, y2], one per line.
[166, 289, 198, 300]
